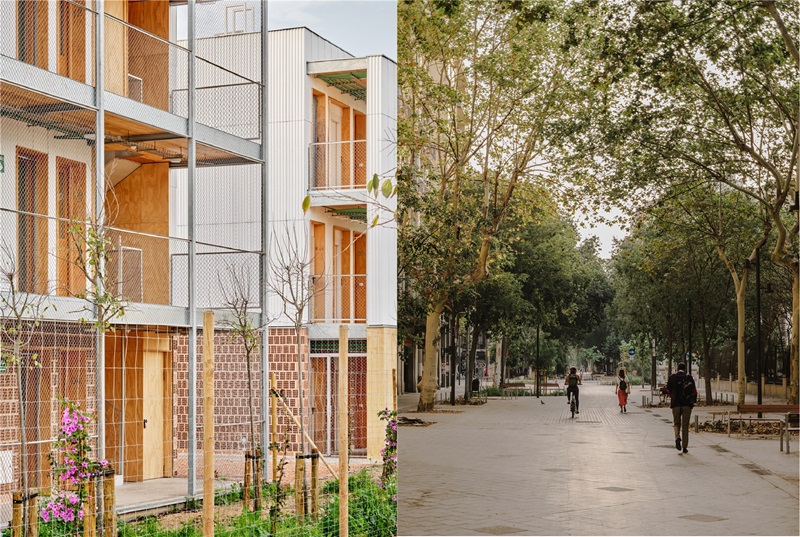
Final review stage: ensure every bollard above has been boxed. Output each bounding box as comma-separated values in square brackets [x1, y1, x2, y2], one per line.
[694, 414, 699, 433]
[727, 411, 731, 437]
[243, 450, 252, 512]
[103, 470, 116, 537]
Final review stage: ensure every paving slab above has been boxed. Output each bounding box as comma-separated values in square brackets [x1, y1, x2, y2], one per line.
[398, 381, 799, 536]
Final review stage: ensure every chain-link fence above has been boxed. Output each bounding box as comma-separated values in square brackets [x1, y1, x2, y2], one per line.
[310, 140, 368, 190]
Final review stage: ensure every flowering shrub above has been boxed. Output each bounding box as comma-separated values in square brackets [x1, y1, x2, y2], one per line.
[378, 408, 397, 484]
[41, 399, 109, 531]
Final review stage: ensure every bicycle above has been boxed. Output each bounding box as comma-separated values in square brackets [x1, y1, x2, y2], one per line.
[570, 396, 577, 419]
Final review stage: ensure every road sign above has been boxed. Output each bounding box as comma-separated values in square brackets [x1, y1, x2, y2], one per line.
[628, 348, 635, 356]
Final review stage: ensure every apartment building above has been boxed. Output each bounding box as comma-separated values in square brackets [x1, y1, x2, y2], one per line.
[0, 0, 396, 524]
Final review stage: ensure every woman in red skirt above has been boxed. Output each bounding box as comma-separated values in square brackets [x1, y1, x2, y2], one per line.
[615, 368, 630, 413]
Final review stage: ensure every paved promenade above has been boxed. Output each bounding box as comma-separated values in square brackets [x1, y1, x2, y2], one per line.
[397, 381, 800, 536]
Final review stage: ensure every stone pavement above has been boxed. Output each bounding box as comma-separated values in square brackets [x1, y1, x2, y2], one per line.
[397, 381, 800, 536]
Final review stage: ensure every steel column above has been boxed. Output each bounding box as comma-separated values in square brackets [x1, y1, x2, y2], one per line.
[187, 0, 198, 498]
[259, 0, 271, 482]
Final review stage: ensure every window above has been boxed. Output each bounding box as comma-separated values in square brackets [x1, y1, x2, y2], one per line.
[17, 148, 48, 294]
[225, 4, 254, 34]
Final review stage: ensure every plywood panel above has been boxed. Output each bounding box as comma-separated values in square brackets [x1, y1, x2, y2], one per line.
[354, 233, 366, 321]
[335, 227, 351, 321]
[142, 350, 164, 480]
[123, 335, 144, 482]
[104, 0, 128, 97]
[58, 0, 87, 82]
[128, 0, 169, 109]
[312, 222, 326, 321]
[56, 158, 87, 297]
[16, 147, 48, 295]
[341, 106, 351, 187]
[109, 163, 170, 304]
[311, 357, 328, 450]
[354, 113, 366, 186]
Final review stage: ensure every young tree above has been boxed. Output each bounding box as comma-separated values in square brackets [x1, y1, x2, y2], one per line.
[0, 242, 51, 532]
[218, 263, 266, 512]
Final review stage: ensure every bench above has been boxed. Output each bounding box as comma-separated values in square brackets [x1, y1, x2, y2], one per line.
[737, 404, 800, 414]
[500, 382, 532, 399]
[736, 405, 800, 450]
[542, 382, 561, 395]
[780, 412, 800, 453]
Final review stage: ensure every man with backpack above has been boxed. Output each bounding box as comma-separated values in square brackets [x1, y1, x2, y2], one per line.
[665, 362, 698, 454]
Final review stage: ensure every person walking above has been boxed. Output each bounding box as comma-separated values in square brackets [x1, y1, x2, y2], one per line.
[615, 368, 630, 413]
[665, 362, 698, 454]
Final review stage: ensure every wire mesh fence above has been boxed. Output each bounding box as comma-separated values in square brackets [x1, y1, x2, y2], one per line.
[0, 320, 396, 536]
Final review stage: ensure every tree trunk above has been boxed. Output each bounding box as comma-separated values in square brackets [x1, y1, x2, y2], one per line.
[667, 331, 673, 377]
[13, 341, 29, 530]
[449, 314, 457, 406]
[465, 325, 479, 402]
[418, 303, 444, 412]
[701, 324, 712, 404]
[735, 276, 748, 405]
[789, 270, 799, 404]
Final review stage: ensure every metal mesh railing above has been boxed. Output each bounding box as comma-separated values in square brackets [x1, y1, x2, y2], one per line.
[310, 140, 368, 190]
[103, 14, 189, 114]
[0, 0, 96, 86]
[170, 248, 261, 310]
[309, 274, 367, 324]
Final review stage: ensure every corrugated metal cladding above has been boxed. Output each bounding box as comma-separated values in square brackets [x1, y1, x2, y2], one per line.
[365, 55, 398, 327]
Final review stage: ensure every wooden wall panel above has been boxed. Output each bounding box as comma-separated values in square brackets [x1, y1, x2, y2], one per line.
[56, 158, 87, 297]
[354, 233, 366, 322]
[128, 0, 169, 109]
[104, 0, 128, 97]
[108, 163, 170, 304]
[335, 227, 351, 320]
[312, 222, 326, 321]
[58, 0, 87, 81]
[354, 113, 367, 186]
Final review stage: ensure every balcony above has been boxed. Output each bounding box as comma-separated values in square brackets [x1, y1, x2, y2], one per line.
[309, 140, 367, 191]
[309, 274, 366, 324]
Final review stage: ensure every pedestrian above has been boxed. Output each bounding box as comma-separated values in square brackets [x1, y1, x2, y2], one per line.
[615, 368, 630, 413]
[665, 362, 698, 454]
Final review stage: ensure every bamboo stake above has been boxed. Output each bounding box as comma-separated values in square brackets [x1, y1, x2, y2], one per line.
[203, 310, 215, 537]
[27, 493, 38, 537]
[243, 450, 252, 512]
[84, 478, 97, 537]
[272, 394, 336, 475]
[338, 325, 349, 537]
[103, 471, 116, 537]
[294, 454, 305, 517]
[11, 491, 22, 537]
[270, 373, 278, 482]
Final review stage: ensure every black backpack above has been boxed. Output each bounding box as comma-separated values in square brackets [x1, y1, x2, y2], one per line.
[677, 375, 697, 405]
[619, 379, 627, 391]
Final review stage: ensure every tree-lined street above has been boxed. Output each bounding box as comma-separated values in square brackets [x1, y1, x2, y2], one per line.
[397, 383, 800, 536]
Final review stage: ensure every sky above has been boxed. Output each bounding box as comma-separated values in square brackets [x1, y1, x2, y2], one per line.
[269, 1, 397, 61]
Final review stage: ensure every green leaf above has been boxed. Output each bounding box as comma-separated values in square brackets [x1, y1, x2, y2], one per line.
[381, 179, 394, 198]
[301, 195, 312, 213]
[371, 215, 380, 227]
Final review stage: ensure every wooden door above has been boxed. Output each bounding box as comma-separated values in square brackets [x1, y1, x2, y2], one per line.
[310, 357, 329, 453]
[58, 0, 86, 81]
[17, 0, 48, 68]
[349, 356, 367, 450]
[142, 350, 165, 480]
[354, 234, 367, 322]
[312, 222, 326, 321]
[328, 103, 343, 187]
[17, 148, 48, 295]
[56, 158, 87, 297]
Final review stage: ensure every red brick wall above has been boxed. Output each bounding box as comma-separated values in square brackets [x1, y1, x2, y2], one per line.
[0, 321, 95, 498]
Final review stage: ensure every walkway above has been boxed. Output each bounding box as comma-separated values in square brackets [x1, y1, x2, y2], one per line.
[397, 381, 799, 536]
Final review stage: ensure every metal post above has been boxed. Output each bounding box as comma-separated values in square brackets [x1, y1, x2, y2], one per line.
[95, 3, 106, 533]
[259, 0, 271, 483]
[187, 0, 198, 498]
[756, 245, 763, 417]
[535, 325, 540, 398]
[651, 338, 656, 394]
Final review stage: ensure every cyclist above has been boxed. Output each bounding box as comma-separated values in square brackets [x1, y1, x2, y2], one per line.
[565, 366, 582, 414]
